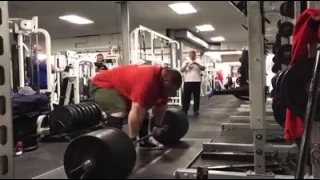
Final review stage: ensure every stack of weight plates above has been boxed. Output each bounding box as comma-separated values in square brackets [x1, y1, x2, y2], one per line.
[48, 102, 102, 135]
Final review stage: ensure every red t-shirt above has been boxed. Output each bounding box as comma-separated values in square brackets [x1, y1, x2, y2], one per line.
[91, 65, 168, 109]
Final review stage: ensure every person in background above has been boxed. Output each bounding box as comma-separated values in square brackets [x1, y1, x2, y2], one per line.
[224, 76, 233, 89]
[216, 70, 223, 83]
[180, 50, 206, 116]
[31, 45, 56, 90]
[94, 54, 108, 72]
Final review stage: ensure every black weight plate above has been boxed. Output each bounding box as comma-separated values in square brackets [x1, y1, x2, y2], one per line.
[280, 2, 286, 17]
[277, 20, 282, 28]
[84, 103, 96, 126]
[77, 103, 91, 126]
[69, 104, 84, 125]
[272, 97, 286, 128]
[236, 77, 240, 85]
[75, 104, 86, 123]
[276, 44, 292, 65]
[48, 106, 74, 134]
[275, 69, 287, 95]
[280, 58, 315, 119]
[271, 63, 280, 73]
[81, 102, 98, 126]
[279, 22, 294, 38]
[271, 73, 279, 89]
[285, 1, 294, 19]
[275, 33, 281, 44]
[150, 109, 189, 144]
[66, 105, 79, 130]
[87, 103, 100, 124]
[89, 102, 103, 121]
[64, 128, 136, 179]
[272, 57, 278, 63]
[273, 45, 279, 55]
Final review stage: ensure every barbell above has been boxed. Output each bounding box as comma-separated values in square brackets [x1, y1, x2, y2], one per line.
[63, 109, 189, 179]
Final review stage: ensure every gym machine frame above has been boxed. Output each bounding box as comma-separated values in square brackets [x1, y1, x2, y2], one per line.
[130, 25, 180, 66]
[52, 51, 96, 106]
[9, 16, 53, 108]
[56, 45, 121, 69]
[174, 2, 296, 179]
[63, 58, 95, 105]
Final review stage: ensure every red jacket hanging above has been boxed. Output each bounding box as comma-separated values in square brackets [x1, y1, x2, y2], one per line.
[284, 9, 320, 141]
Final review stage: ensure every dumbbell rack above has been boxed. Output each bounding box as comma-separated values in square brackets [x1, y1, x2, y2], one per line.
[174, 2, 297, 179]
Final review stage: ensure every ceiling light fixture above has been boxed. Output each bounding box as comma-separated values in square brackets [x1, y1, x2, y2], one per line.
[168, 2, 197, 15]
[187, 31, 209, 48]
[59, 15, 94, 25]
[195, 24, 215, 32]
[211, 36, 225, 42]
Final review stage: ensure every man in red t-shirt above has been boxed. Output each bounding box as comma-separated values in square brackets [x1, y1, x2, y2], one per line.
[90, 65, 182, 150]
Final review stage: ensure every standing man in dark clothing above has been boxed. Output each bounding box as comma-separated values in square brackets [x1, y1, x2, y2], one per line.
[180, 50, 206, 116]
[94, 54, 108, 72]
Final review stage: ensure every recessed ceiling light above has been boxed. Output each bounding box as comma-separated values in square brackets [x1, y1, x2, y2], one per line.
[195, 24, 215, 32]
[59, 15, 94, 25]
[168, 2, 197, 15]
[211, 36, 225, 42]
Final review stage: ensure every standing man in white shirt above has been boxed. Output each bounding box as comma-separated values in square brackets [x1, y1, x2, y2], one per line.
[180, 50, 206, 116]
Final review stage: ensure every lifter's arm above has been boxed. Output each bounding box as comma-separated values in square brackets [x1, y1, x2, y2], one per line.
[128, 102, 147, 139]
[153, 104, 167, 127]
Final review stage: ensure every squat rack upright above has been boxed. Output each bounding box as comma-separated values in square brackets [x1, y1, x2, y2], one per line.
[0, 1, 14, 179]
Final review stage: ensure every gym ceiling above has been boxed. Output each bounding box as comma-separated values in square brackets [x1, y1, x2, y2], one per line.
[8, 1, 282, 49]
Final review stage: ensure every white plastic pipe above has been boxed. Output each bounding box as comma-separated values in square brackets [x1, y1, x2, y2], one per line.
[18, 34, 25, 88]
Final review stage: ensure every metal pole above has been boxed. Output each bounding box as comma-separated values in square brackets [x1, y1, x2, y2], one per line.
[120, 1, 130, 65]
[168, 29, 177, 68]
[17, 34, 25, 88]
[307, 1, 318, 58]
[247, 1, 266, 174]
[0, 1, 14, 178]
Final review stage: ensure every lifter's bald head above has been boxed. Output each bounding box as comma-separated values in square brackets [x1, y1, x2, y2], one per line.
[161, 68, 182, 96]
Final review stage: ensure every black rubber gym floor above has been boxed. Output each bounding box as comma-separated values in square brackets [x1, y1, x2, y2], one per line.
[14, 95, 242, 179]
